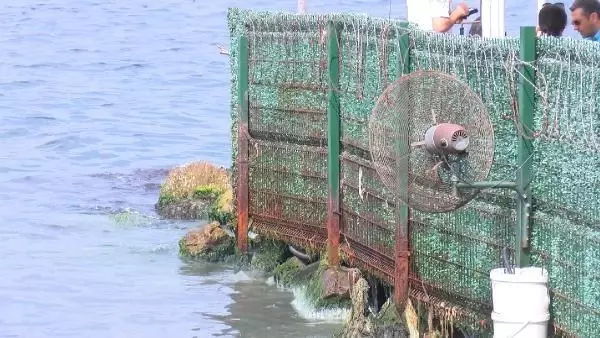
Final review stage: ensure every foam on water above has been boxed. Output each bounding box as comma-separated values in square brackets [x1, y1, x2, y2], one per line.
[290, 286, 351, 323]
[109, 208, 159, 227]
[263, 277, 351, 323]
[128, 242, 175, 255]
[265, 276, 276, 286]
[227, 270, 255, 283]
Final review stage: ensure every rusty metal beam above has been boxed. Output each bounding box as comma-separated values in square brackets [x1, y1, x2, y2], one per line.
[237, 35, 250, 253]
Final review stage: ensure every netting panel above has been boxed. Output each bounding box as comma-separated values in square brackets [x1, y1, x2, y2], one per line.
[341, 153, 396, 258]
[410, 198, 515, 312]
[529, 38, 600, 336]
[248, 139, 328, 231]
[335, 19, 405, 276]
[338, 19, 404, 150]
[229, 10, 331, 244]
[245, 15, 329, 141]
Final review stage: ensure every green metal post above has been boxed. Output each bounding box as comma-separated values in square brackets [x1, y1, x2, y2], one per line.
[516, 26, 536, 267]
[237, 35, 250, 253]
[399, 22, 411, 76]
[393, 23, 411, 310]
[326, 21, 341, 268]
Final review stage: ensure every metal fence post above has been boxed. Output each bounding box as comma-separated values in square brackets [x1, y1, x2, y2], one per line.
[237, 35, 250, 253]
[327, 20, 341, 268]
[393, 22, 411, 310]
[516, 26, 536, 267]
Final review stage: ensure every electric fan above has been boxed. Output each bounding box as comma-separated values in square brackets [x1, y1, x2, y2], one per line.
[368, 70, 495, 212]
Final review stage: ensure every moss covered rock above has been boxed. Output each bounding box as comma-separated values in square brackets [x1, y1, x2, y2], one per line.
[249, 239, 289, 274]
[179, 222, 235, 262]
[300, 261, 353, 311]
[370, 299, 409, 338]
[335, 279, 409, 338]
[156, 161, 233, 221]
[273, 256, 307, 287]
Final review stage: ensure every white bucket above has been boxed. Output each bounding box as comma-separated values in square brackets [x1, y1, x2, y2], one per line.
[490, 267, 549, 316]
[491, 311, 550, 338]
[490, 267, 550, 338]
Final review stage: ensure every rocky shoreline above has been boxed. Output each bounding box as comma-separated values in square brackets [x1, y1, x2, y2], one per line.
[156, 161, 451, 338]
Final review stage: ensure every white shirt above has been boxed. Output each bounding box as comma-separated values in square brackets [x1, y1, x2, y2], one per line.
[406, 0, 451, 31]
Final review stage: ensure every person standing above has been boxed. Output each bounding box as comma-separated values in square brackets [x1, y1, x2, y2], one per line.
[406, 0, 471, 33]
[538, 3, 568, 37]
[569, 0, 600, 41]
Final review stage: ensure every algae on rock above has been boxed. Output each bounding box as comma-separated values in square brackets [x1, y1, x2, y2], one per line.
[156, 161, 233, 221]
[273, 256, 308, 287]
[298, 261, 353, 311]
[335, 277, 409, 338]
[249, 239, 289, 274]
[340, 278, 373, 338]
[370, 299, 410, 338]
[248, 239, 353, 313]
[179, 222, 236, 263]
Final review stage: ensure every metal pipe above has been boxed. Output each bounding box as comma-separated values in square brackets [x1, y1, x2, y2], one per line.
[326, 20, 341, 268]
[393, 22, 411, 312]
[516, 26, 536, 268]
[289, 245, 311, 263]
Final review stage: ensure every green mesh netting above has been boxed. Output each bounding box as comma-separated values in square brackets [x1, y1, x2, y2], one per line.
[406, 30, 520, 318]
[228, 8, 600, 336]
[229, 9, 331, 236]
[528, 38, 600, 336]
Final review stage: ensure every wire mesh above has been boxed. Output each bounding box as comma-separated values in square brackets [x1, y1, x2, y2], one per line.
[230, 10, 331, 246]
[245, 12, 329, 143]
[404, 30, 522, 323]
[341, 152, 396, 258]
[248, 139, 328, 235]
[338, 19, 403, 151]
[334, 17, 407, 285]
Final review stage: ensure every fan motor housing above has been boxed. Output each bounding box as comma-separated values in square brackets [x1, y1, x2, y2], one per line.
[424, 123, 469, 155]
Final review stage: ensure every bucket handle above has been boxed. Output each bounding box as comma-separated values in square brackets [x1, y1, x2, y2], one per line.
[505, 320, 530, 337]
[502, 246, 514, 274]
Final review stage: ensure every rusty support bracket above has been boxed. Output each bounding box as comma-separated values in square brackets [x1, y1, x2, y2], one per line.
[393, 236, 410, 310]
